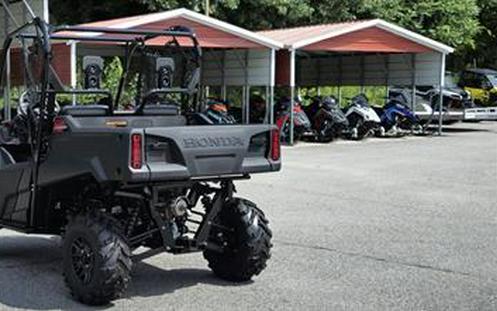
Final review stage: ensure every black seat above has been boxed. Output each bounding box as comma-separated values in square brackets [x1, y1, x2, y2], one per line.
[0, 147, 15, 168]
[141, 104, 179, 116]
[61, 105, 110, 117]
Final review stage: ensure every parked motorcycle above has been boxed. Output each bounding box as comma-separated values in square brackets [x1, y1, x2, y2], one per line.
[390, 87, 467, 125]
[374, 92, 421, 136]
[343, 94, 381, 140]
[274, 97, 313, 143]
[304, 96, 349, 142]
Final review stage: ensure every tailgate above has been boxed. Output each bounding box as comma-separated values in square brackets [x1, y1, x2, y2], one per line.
[143, 125, 280, 180]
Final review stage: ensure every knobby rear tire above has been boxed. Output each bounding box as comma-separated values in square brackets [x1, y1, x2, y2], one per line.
[63, 211, 132, 306]
[204, 198, 273, 282]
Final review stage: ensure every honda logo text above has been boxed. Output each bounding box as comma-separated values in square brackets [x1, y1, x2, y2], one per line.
[183, 136, 244, 149]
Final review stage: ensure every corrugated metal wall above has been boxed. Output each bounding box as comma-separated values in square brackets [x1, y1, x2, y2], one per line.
[297, 52, 442, 87]
[202, 49, 273, 87]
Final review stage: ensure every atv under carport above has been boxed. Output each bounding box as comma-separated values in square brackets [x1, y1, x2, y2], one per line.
[0, 7, 280, 306]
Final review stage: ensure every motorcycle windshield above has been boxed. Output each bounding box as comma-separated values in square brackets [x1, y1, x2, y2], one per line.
[351, 95, 370, 107]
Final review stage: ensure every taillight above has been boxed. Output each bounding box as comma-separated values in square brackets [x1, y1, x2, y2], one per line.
[270, 129, 280, 161]
[52, 116, 68, 134]
[130, 133, 143, 169]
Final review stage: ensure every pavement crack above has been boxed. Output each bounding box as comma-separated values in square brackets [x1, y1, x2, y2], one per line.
[275, 239, 494, 281]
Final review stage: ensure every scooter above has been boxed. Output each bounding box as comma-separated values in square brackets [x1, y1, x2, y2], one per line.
[374, 93, 421, 136]
[304, 96, 349, 142]
[274, 97, 313, 143]
[343, 94, 381, 140]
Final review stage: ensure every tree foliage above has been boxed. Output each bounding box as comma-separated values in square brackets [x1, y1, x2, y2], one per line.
[50, 0, 149, 24]
[140, 0, 363, 29]
[473, 0, 497, 67]
[49, 0, 490, 69]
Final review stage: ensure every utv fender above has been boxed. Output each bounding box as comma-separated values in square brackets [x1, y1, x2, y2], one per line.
[89, 157, 109, 183]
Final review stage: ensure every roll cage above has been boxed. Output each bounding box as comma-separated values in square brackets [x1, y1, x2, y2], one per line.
[0, 2, 203, 220]
[1, 22, 202, 111]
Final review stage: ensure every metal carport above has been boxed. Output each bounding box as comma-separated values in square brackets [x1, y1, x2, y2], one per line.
[54, 8, 283, 124]
[259, 19, 455, 144]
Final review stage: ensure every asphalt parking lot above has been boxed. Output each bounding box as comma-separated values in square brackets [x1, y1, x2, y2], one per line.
[0, 122, 496, 310]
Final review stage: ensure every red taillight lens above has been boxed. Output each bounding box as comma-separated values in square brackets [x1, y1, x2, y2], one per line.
[52, 116, 68, 134]
[271, 129, 280, 161]
[131, 134, 143, 169]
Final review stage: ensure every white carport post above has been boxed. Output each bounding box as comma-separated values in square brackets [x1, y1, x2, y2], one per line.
[269, 48, 276, 124]
[438, 53, 446, 135]
[221, 50, 227, 101]
[289, 49, 296, 145]
[3, 49, 11, 120]
[411, 54, 417, 111]
[70, 41, 78, 105]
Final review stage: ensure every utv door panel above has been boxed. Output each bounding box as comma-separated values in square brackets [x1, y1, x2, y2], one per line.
[0, 163, 32, 224]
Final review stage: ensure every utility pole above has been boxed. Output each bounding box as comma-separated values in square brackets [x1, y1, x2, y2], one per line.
[205, 0, 210, 16]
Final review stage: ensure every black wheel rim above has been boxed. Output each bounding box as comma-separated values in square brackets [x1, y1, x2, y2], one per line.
[71, 237, 95, 284]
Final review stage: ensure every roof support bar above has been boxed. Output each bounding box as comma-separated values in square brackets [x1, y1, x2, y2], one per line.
[438, 53, 446, 135]
[385, 55, 390, 105]
[411, 54, 416, 111]
[338, 55, 343, 105]
[360, 55, 365, 93]
[269, 48, 276, 125]
[244, 50, 249, 124]
[289, 49, 296, 145]
[70, 41, 77, 105]
[221, 50, 226, 101]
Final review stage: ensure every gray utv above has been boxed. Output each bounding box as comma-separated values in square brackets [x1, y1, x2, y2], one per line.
[0, 12, 280, 306]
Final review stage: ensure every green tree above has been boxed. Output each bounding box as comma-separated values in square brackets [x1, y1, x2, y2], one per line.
[472, 0, 497, 68]
[50, 0, 149, 24]
[137, 0, 360, 30]
[49, 0, 485, 70]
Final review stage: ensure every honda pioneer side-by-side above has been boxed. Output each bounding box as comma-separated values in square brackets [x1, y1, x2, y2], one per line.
[0, 8, 280, 306]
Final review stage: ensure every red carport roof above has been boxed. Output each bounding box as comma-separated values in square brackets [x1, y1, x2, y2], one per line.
[259, 19, 454, 54]
[67, 8, 283, 49]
